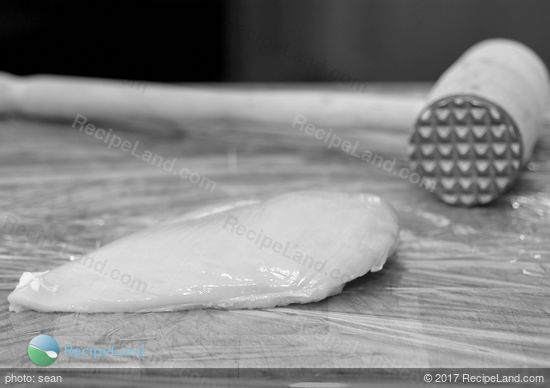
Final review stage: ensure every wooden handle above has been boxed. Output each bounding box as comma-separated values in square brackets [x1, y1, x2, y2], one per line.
[0, 72, 424, 131]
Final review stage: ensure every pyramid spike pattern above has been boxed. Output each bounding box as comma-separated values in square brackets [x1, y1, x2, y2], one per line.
[409, 96, 523, 206]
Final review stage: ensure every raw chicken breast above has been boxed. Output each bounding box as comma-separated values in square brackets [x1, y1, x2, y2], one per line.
[8, 191, 399, 313]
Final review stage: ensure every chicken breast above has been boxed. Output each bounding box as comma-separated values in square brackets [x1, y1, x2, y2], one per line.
[8, 191, 399, 313]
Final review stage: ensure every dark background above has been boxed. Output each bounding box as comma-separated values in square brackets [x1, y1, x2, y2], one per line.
[1, 0, 549, 82]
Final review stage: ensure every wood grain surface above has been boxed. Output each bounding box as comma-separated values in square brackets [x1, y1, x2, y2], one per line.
[0, 84, 549, 371]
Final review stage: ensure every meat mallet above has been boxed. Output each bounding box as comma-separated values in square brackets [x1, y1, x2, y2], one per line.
[0, 39, 547, 206]
[409, 39, 549, 206]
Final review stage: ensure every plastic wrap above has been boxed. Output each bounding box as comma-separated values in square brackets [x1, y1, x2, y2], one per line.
[1, 86, 549, 369]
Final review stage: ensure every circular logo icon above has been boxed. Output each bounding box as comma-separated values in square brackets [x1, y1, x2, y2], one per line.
[28, 335, 59, 366]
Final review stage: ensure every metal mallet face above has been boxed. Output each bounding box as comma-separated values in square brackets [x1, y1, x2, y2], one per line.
[409, 39, 550, 206]
[410, 95, 523, 206]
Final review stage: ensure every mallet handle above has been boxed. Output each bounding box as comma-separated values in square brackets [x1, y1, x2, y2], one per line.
[0, 72, 424, 130]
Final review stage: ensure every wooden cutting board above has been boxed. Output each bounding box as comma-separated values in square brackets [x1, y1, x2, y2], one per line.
[0, 85, 549, 371]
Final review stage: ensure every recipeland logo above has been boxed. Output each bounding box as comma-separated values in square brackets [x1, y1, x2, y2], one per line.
[28, 335, 59, 366]
[27, 334, 146, 365]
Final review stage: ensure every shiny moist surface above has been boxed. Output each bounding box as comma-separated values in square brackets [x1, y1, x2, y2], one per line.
[8, 191, 399, 313]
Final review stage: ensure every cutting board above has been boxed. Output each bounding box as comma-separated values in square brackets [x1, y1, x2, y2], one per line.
[0, 85, 549, 372]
